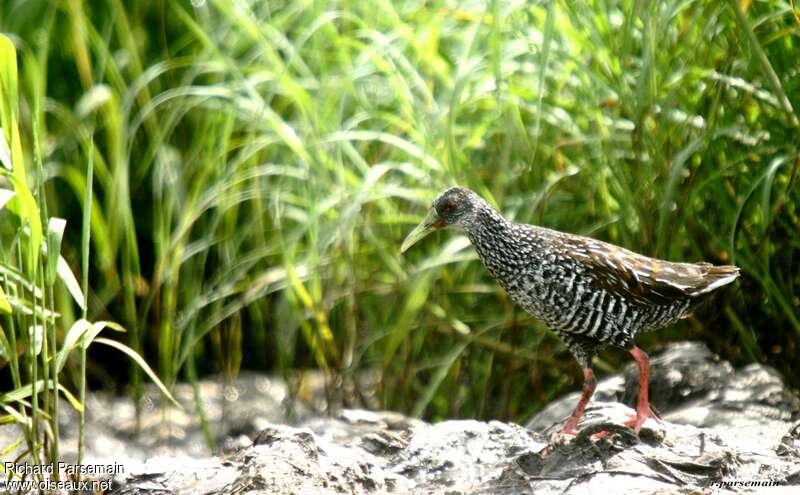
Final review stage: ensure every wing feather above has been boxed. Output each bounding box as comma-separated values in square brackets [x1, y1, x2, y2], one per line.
[560, 234, 739, 306]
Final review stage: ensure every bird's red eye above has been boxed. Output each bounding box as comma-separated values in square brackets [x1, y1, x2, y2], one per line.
[445, 201, 456, 211]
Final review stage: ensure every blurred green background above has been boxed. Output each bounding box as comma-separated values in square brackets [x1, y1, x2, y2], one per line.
[1, 0, 798, 425]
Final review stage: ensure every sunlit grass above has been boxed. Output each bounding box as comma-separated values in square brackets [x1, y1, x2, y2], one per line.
[0, 0, 797, 450]
[0, 33, 176, 477]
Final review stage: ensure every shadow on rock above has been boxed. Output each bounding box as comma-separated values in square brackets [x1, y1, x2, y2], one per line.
[32, 342, 800, 494]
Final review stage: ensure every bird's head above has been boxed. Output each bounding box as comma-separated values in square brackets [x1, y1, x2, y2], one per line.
[401, 187, 481, 253]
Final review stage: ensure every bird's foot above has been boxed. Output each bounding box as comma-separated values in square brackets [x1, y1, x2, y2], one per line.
[538, 422, 584, 456]
[574, 411, 658, 440]
[649, 404, 664, 423]
[549, 421, 633, 443]
[576, 422, 640, 446]
[622, 414, 646, 432]
[622, 404, 662, 432]
[554, 417, 581, 438]
[559, 425, 578, 436]
[585, 424, 635, 440]
[547, 428, 576, 447]
[588, 429, 614, 439]
[537, 429, 573, 458]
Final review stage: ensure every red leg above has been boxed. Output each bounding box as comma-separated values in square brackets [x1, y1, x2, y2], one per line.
[561, 367, 597, 434]
[625, 346, 652, 432]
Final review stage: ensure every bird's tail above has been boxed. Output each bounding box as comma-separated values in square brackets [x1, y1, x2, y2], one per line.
[687, 264, 740, 297]
[677, 264, 740, 320]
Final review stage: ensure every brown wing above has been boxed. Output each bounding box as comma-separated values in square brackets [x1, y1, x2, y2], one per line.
[560, 234, 740, 307]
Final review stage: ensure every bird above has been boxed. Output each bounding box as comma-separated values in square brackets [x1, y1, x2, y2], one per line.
[401, 186, 740, 434]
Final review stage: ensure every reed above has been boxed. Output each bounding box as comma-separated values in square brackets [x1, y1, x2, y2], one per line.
[0, 1, 796, 449]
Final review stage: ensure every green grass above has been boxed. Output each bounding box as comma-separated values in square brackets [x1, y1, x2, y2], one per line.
[0, 32, 174, 477]
[0, 0, 798, 462]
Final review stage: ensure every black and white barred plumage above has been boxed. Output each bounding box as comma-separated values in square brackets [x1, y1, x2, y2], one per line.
[430, 187, 739, 367]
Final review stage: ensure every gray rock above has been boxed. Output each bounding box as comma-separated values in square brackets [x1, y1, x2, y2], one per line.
[0, 371, 309, 477]
[109, 404, 800, 494]
[107, 342, 800, 494]
[527, 341, 799, 435]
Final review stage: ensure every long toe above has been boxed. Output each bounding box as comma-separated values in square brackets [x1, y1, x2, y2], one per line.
[649, 404, 663, 422]
[622, 411, 650, 432]
[559, 424, 578, 436]
[623, 416, 641, 432]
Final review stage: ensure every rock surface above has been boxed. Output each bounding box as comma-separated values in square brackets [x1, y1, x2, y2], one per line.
[106, 342, 800, 494]
[2, 342, 799, 494]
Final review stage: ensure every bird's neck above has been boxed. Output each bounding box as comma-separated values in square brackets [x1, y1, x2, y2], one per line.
[468, 202, 510, 234]
[464, 203, 523, 279]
